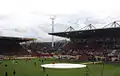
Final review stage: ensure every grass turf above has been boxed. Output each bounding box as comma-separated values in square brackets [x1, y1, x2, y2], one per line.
[0, 58, 120, 76]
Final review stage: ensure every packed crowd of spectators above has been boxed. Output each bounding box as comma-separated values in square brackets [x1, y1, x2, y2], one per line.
[0, 41, 29, 56]
[1, 37, 120, 62]
[59, 38, 120, 61]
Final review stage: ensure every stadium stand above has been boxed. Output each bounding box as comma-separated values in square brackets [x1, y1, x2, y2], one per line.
[0, 36, 35, 56]
[49, 27, 120, 62]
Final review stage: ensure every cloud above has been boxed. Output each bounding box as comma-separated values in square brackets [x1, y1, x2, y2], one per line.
[0, 0, 120, 41]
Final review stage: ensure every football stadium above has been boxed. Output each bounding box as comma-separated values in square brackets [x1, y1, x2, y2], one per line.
[0, 21, 120, 76]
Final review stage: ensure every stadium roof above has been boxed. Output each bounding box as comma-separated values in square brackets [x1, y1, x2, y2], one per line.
[49, 27, 120, 39]
[0, 36, 36, 42]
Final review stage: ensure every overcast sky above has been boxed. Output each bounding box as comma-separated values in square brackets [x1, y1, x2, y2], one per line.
[0, 0, 120, 42]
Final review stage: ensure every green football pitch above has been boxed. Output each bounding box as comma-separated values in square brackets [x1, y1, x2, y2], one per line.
[0, 58, 120, 76]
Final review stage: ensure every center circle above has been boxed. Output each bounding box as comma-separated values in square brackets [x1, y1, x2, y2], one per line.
[41, 63, 86, 69]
